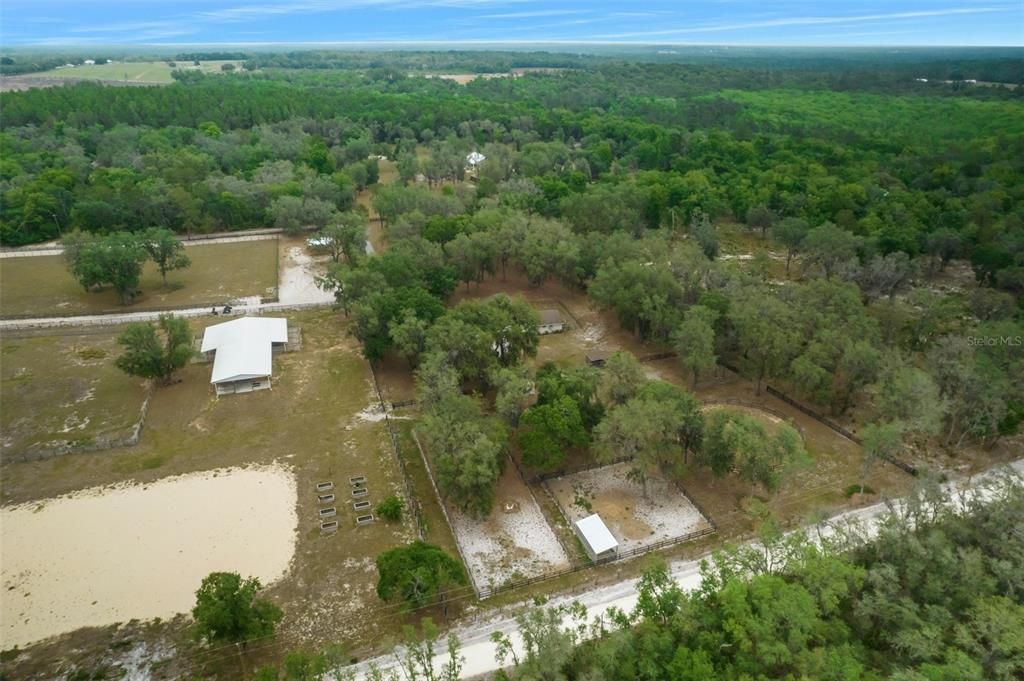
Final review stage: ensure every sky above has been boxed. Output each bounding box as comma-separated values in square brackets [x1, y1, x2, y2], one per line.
[1, 0, 1022, 47]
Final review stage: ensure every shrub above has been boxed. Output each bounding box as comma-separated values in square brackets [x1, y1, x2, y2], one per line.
[844, 484, 876, 497]
[376, 495, 405, 522]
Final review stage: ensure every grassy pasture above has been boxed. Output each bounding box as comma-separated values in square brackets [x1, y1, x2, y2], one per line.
[0, 239, 278, 317]
[32, 60, 245, 84]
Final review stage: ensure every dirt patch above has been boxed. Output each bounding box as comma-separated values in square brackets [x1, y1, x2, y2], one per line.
[1, 465, 297, 648]
[278, 238, 335, 305]
[446, 463, 569, 591]
[547, 462, 712, 553]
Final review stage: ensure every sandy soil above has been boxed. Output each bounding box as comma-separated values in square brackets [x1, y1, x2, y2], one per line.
[447, 463, 569, 591]
[547, 461, 712, 553]
[278, 241, 336, 305]
[0, 464, 297, 648]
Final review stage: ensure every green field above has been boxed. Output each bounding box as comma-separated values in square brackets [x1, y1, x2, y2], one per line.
[33, 60, 245, 84]
[0, 239, 279, 317]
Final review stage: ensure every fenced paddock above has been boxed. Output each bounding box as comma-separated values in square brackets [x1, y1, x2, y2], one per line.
[546, 461, 713, 555]
[411, 432, 569, 595]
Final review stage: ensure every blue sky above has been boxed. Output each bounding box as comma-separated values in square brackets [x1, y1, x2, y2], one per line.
[2, 1, 1022, 46]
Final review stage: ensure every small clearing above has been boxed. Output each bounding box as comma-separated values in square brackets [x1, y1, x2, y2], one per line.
[547, 461, 711, 553]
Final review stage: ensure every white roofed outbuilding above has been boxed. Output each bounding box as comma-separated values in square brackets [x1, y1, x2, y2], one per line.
[574, 513, 619, 561]
[466, 151, 486, 168]
[201, 317, 288, 395]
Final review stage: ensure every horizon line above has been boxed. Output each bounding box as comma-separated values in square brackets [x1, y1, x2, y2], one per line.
[3, 40, 1023, 49]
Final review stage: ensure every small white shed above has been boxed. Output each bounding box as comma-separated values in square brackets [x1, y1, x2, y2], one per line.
[466, 151, 486, 168]
[538, 309, 564, 335]
[574, 513, 619, 562]
[201, 317, 288, 396]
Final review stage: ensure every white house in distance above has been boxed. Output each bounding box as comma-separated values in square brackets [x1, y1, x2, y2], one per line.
[538, 309, 564, 335]
[574, 513, 619, 562]
[466, 151, 486, 168]
[200, 317, 288, 396]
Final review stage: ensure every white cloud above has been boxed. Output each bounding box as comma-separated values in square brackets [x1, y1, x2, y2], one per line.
[591, 6, 1013, 39]
[478, 9, 585, 20]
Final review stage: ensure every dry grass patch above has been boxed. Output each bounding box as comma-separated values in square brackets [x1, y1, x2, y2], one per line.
[0, 331, 148, 458]
[0, 239, 278, 317]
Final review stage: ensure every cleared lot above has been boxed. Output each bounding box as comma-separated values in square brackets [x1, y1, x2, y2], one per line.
[421, 449, 569, 593]
[0, 311, 424, 677]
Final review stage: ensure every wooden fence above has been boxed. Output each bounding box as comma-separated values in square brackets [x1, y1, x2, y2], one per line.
[764, 386, 919, 477]
[367, 366, 425, 541]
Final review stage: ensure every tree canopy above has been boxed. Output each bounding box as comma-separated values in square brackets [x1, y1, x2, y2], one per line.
[375, 541, 468, 611]
[191, 572, 283, 646]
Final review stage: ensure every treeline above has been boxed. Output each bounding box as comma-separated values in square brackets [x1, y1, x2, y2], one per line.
[174, 51, 249, 62]
[4, 68, 1022, 296]
[242, 49, 589, 73]
[494, 475, 1024, 681]
[0, 54, 115, 76]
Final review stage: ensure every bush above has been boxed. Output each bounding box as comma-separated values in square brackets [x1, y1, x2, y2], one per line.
[844, 484, 876, 497]
[376, 495, 405, 522]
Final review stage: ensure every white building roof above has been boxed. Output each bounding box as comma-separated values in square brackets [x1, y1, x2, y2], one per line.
[575, 513, 618, 555]
[539, 309, 563, 326]
[466, 151, 486, 166]
[201, 317, 288, 385]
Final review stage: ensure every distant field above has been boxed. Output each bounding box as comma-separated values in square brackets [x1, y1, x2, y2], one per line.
[31, 60, 245, 84]
[0, 239, 278, 317]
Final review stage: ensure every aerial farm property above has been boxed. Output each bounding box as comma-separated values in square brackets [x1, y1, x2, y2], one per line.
[1, 34, 1022, 681]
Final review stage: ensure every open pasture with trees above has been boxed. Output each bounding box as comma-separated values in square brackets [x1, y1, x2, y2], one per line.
[655, 362, 915, 530]
[30, 60, 246, 84]
[0, 238, 278, 316]
[1, 45, 1022, 675]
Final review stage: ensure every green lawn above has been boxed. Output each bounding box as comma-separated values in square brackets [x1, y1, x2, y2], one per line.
[32, 60, 246, 84]
[0, 239, 279, 317]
